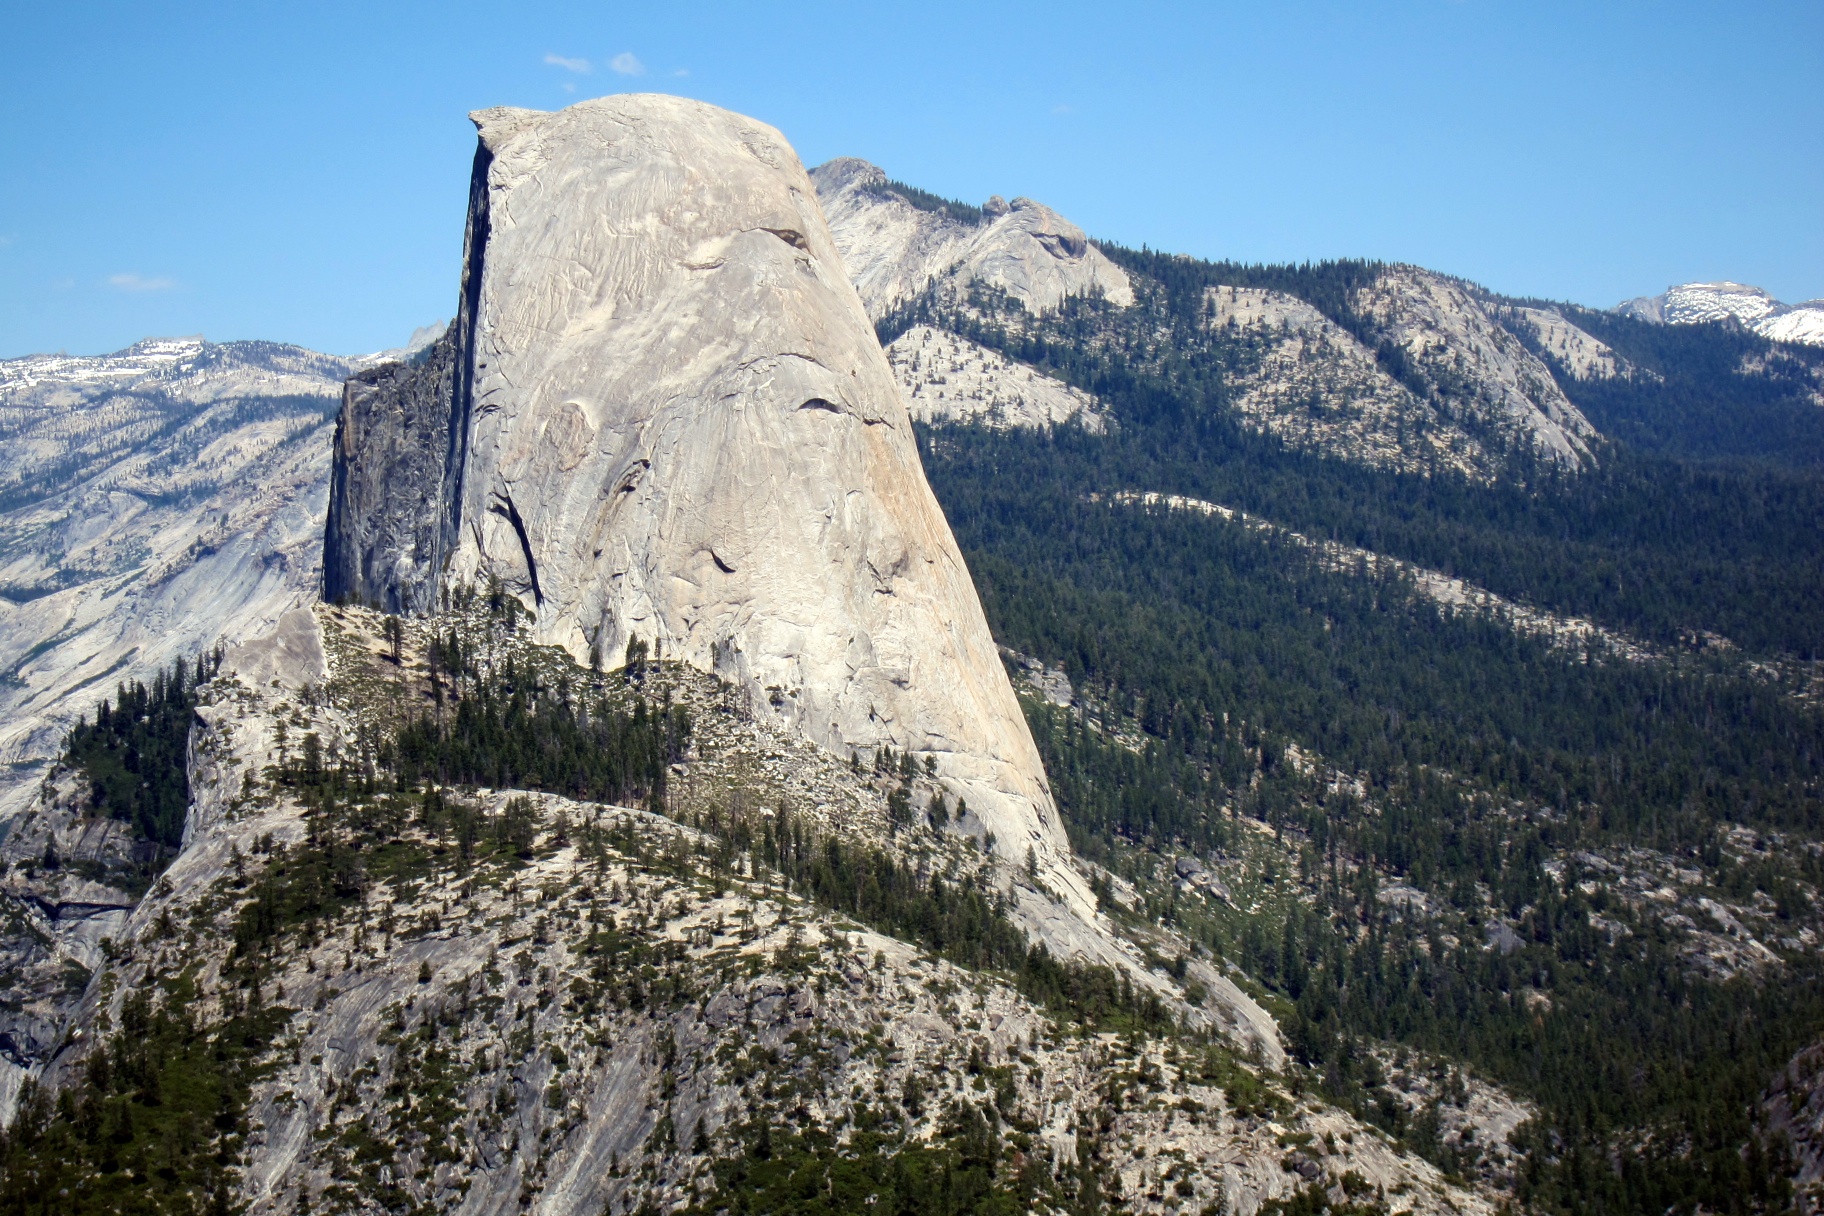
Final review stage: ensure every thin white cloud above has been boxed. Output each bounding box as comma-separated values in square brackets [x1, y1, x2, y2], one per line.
[1052, 103, 1074, 115]
[672, 68, 690, 77]
[109, 273, 176, 292]
[544, 53, 591, 73]
[609, 51, 645, 76]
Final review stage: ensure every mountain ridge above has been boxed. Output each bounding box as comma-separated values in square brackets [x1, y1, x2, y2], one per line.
[3, 100, 1823, 1216]
[1618, 280, 1824, 346]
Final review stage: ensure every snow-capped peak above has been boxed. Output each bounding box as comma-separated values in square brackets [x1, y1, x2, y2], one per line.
[0, 335, 208, 390]
[1616, 282, 1824, 346]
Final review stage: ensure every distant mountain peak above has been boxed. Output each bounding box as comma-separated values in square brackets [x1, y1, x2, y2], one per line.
[814, 154, 887, 188]
[351, 319, 449, 370]
[1617, 281, 1824, 346]
[810, 158, 1134, 317]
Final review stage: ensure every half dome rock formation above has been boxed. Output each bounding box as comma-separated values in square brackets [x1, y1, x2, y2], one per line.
[324, 94, 1090, 914]
[809, 157, 1134, 320]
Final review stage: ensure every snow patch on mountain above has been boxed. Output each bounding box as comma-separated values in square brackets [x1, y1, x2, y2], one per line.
[1760, 304, 1824, 347]
[1664, 282, 1776, 325]
[0, 337, 351, 401]
[1618, 282, 1824, 347]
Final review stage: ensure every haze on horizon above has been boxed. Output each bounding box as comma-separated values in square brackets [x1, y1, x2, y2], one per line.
[0, 0, 1817, 359]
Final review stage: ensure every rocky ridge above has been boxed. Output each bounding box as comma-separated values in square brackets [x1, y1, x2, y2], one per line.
[0, 337, 363, 824]
[3, 597, 1503, 1214]
[872, 257, 1604, 478]
[1203, 285, 1493, 478]
[1349, 268, 1598, 469]
[810, 160, 1604, 476]
[1191, 272, 1606, 476]
[1503, 306, 1629, 380]
[1618, 281, 1824, 347]
[810, 158, 1134, 320]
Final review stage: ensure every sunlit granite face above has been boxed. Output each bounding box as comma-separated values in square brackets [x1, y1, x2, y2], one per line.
[326, 93, 1093, 918]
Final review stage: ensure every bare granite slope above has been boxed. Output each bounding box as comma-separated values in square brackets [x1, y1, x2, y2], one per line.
[1205, 286, 1492, 477]
[13, 601, 1499, 1215]
[885, 324, 1107, 432]
[810, 157, 1133, 320]
[1506, 306, 1628, 380]
[811, 160, 1601, 475]
[1350, 267, 1598, 468]
[1198, 272, 1601, 475]
[324, 94, 1091, 918]
[0, 339, 356, 824]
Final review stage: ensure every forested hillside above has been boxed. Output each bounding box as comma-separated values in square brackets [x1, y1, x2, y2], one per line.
[1510, 301, 1824, 468]
[890, 268, 1824, 658]
[909, 247, 1824, 1215]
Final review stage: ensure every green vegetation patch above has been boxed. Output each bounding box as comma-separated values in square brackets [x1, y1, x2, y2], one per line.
[0, 975, 288, 1215]
[63, 653, 220, 850]
[686, 1101, 1067, 1216]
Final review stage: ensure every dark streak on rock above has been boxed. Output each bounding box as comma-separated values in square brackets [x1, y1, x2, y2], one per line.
[489, 490, 544, 606]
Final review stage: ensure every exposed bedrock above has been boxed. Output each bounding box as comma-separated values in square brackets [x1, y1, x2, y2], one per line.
[324, 93, 1091, 917]
[322, 326, 457, 612]
[810, 155, 1135, 320]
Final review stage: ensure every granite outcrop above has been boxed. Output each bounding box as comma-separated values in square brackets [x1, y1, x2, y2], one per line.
[323, 94, 1090, 916]
[810, 157, 1133, 320]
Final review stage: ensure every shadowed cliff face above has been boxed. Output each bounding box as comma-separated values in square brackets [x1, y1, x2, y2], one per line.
[322, 327, 457, 613]
[323, 93, 1090, 916]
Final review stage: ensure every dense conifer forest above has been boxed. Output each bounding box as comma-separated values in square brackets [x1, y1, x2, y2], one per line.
[887, 265, 1824, 658]
[63, 653, 221, 849]
[1511, 302, 1824, 468]
[905, 247, 1824, 1213]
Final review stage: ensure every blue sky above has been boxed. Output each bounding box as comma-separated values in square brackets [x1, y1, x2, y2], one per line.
[1, 0, 1817, 358]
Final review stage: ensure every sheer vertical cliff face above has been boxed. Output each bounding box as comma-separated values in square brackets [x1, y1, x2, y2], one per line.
[322, 327, 457, 612]
[326, 94, 1085, 910]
